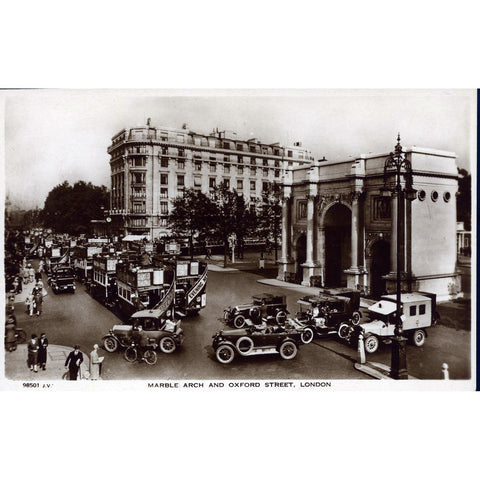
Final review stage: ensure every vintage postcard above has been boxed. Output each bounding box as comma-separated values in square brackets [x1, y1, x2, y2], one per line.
[1, 89, 476, 391]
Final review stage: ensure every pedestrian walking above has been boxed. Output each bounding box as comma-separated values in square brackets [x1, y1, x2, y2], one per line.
[89, 344, 104, 380]
[28, 264, 35, 284]
[65, 345, 83, 380]
[32, 283, 43, 316]
[205, 246, 212, 260]
[38, 333, 48, 370]
[27, 334, 40, 372]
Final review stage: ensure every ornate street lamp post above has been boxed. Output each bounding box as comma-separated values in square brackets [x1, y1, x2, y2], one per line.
[382, 135, 417, 380]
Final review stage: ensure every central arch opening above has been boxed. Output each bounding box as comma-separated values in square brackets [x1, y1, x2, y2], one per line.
[324, 203, 351, 287]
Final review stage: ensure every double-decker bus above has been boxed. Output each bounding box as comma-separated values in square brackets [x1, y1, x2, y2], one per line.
[90, 253, 119, 307]
[115, 258, 175, 319]
[72, 245, 103, 283]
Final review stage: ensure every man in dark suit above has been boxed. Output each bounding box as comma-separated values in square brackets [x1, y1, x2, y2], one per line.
[38, 333, 49, 370]
[65, 345, 83, 380]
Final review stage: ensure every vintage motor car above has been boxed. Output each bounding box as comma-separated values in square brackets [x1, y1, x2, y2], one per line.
[49, 266, 76, 294]
[212, 325, 302, 364]
[102, 309, 184, 354]
[348, 292, 439, 354]
[223, 293, 289, 329]
[294, 289, 361, 343]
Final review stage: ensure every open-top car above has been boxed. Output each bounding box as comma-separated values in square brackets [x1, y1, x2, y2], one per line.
[102, 309, 184, 354]
[294, 289, 362, 343]
[212, 324, 302, 364]
[224, 293, 289, 329]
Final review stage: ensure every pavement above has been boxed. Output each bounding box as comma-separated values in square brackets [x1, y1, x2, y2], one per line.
[4, 344, 91, 381]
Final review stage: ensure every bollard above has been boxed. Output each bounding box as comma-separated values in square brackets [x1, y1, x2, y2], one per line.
[442, 363, 449, 380]
[358, 333, 366, 365]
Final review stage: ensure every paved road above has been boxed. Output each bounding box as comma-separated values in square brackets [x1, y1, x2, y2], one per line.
[7, 263, 471, 381]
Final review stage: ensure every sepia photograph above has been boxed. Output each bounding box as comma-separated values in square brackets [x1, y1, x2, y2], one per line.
[1, 89, 475, 390]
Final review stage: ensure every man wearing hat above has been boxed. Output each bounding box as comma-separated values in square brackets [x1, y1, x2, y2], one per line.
[27, 334, 40, 372]
[31, 282, 43, 316]
[65, 345, 83, 380]
[38, 333, 49, 370]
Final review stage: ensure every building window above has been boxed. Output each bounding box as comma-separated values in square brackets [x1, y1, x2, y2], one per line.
[274, 170, 280, 178]
[133, 202, 145, 213]
[250, 181, 256, 191]
[274, 160, 280, 168]
[224, 156, 230, 163]
[251, 158, 256, 166]
[287, 150, 293, 158]
[237, 144, 243, 151]
[134, 157, 146, 167]
[297, 200, 307, 220]
[263, 168, 268, 177]
[238, 166, 244, 174]
[161, 158, 169, 168]
[250, 166, 256, 175]
[209, 178, 216, 189]
[178, 149, 184, 157]
[210, 163, 216, 173]
[373, 196, 391, 220]
[262, 182, 269, 192]
[194, 176, 202, 187]
[177, 175, 184, 187]
[177, 159, 185, 169]
[162, 147, 168, 155]
[249, 145, 256, 153]
[237, 180, 243, 190]
[224, 164, 230, 173]
[160, 188, 168, 198]
[195, 161, 202, 171]
[160, 202, 169, 215]
[263, 158, 268, 166]
[132, 172, 145, 184]
[160, 174, 168, 185]
[224, 178, 230, 189]
[237, 155, 243, 164]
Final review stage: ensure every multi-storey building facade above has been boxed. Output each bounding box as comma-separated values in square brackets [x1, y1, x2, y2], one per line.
[107, 121, 313, 238]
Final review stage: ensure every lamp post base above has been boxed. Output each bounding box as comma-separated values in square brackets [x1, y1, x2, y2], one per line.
[390, 335, 408, 379]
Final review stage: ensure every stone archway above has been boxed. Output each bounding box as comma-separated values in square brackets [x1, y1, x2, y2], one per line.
[370, 239, 390, 298]
[323, 203, 351, 287]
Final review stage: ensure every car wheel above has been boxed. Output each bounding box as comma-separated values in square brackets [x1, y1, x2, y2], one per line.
[124, 346, 137, 363]
[159, 336, 176, 354]
[364, 335, 379, 354]
[301, 328, 314, 344]
[236, 336, 254, 355]
[143, 350, 157, 365]
[233, 314, 246, 329]
[412, 329, 426, 347]
[276, 310, 287, 323]
[103, 336, 119, 353]
[338, 323, 351, 340]
[279, 340, 297, 360]
[216, 344, 235, 364]
[351, 312, 361, 326]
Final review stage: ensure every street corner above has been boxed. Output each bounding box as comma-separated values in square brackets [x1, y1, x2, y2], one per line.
[4, 344, 91, 382]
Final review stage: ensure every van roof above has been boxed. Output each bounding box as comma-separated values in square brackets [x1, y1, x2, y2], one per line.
[381, 293, 431, 303]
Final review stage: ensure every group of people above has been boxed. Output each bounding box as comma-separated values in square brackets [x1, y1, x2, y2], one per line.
[27, 333, 49, 372]
[26, 280, 45, 316]
[64, 344, 103, 381]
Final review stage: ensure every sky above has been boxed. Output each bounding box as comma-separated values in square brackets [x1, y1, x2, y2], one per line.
[3, 89, 476, 210]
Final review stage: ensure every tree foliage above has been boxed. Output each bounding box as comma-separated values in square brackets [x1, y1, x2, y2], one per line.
[41, 180, 109, 234]
[256, 181, 282, 260]
[168, 188, 216, 258]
